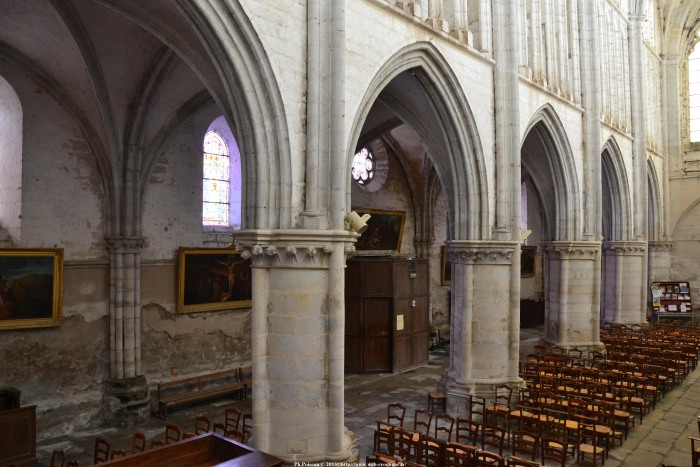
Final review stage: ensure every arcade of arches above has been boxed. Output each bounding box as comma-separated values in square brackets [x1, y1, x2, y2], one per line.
[2, 0, 700, 463]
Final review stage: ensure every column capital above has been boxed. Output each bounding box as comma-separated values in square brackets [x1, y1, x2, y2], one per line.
[105, 236, 145, 253]
[648, 241, 674, 252]
[233, 229, 357, 268]
[543, 241, 600, 260]
[602, 240, 647, 256]
[445, 240, 518, 265]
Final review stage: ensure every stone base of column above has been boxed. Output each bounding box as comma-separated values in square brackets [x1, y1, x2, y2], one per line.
[540, 338, 606, 354]
[441, 372, 525, 418]
[103, 376, 150, 426]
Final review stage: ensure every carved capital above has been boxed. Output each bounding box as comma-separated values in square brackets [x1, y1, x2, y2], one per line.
[446, 240, 517, 265]
[602, 241, 647, 256]
[105, 236, 145, 253]
[648, 241, 674, 253]
[544, 241, 600, 260]
[233, 229, 355, 269]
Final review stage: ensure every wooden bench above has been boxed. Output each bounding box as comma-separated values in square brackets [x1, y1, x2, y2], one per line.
[156, 369, 246, 419]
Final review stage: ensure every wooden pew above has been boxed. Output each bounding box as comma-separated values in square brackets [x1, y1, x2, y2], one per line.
[156, 369, 246, 419]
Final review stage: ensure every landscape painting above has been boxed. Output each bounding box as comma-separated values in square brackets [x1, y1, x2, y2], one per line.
[0, 248, 63, 330]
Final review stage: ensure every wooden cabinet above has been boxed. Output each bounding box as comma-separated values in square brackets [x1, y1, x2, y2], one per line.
[345, 257, 429, 373]
[0, 405, 37, 467]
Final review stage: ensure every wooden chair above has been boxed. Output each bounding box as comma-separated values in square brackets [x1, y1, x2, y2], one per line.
[242, 413, 253, 439]
[505, 456, 540, 467]
[577, 423, 607, 467]
[510, 430, 539, 462]
[165, 423, 181, 444]
[387, 402, 407, 427]
[225, 407, 241, 432]
[444, 441, 476, 466]
[375, 402, 407, 452]
[391, 427, 416, 462]
[475, 450, 505, 466]
[486, 384, 513, 425]
[413, 408, 433, 439]
[182, 432, 197, 439]
[434, 412, 455, 442]
[131, 432, 146, 453]
[51, 449, 66, 467]
[454, 418, 480, 447]
[93, 436, 111, 464]
[373, 423, 394, 454]
[227, 428, 246, 444]
[428, 391, 447, 413]
[213, 422, 227, 436]
[540, 437, 566, 467]
[467, 394, 487, 421]
[690, 436, 700, 466]
[481, 424, 506, 456]
[195, 415, 211, 434]
[416, 434, 444, 466]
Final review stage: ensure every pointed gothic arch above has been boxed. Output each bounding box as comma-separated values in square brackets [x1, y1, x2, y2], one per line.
[521, 105, 581, 241]
[150, 0, 292, 230]
[347, 42, 488, 241]
[601, 137, 632, 241]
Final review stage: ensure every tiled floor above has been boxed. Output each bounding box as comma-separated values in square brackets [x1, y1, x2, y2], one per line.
[34, 326, 700, 466]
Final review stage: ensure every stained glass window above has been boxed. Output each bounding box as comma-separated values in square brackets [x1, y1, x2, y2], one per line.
[352, 147, 375, 185]
[203, 131, 230, 226]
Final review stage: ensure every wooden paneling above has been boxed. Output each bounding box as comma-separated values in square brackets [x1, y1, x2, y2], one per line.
[345, 258, 429, 373]
[361, 262, 393, 295]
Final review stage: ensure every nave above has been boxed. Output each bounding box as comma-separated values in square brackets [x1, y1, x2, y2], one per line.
[31, 325, 700, 466]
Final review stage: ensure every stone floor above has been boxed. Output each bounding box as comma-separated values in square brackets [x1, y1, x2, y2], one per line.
[33, 326, 700, 466]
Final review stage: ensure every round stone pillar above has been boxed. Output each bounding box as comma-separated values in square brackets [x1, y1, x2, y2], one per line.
[234, 229, 357, 463]
[440, 240, 523, 415]
[601, 241, 648, 324]
[542, 241, 604, 352]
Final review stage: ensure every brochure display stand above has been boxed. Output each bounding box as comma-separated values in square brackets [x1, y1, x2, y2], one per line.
[651, 281, 694, 324]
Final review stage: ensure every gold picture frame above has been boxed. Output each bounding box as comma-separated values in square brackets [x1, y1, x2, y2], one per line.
[353, 209, 406, 253]
[0, 248, 63, 330]
[177, 247, 252, 313]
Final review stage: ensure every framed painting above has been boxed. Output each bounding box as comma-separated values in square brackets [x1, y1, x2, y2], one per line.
[177, 248, 252, 313]
[441, 245, 452, 286]
[353, 209, 406, 254]
[0, 248, 63, 330]
[521, 246, 537, 278]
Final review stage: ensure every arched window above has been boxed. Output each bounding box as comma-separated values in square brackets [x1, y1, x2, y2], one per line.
[0, 75, 22, 244]
[203, 131, 230, 226]
[352, 147, 375, 185]
[689, 45, 700, 142]
[202, 116, 242, 229]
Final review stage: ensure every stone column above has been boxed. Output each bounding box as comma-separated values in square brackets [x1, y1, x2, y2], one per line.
[629, 14, 649, 240]
[234, 229, 356, 463]
[542, 241, 604, 351]
[601, 241, 648, 323]
[103, 236, 149, 424]
[440, 240, 522, 413]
